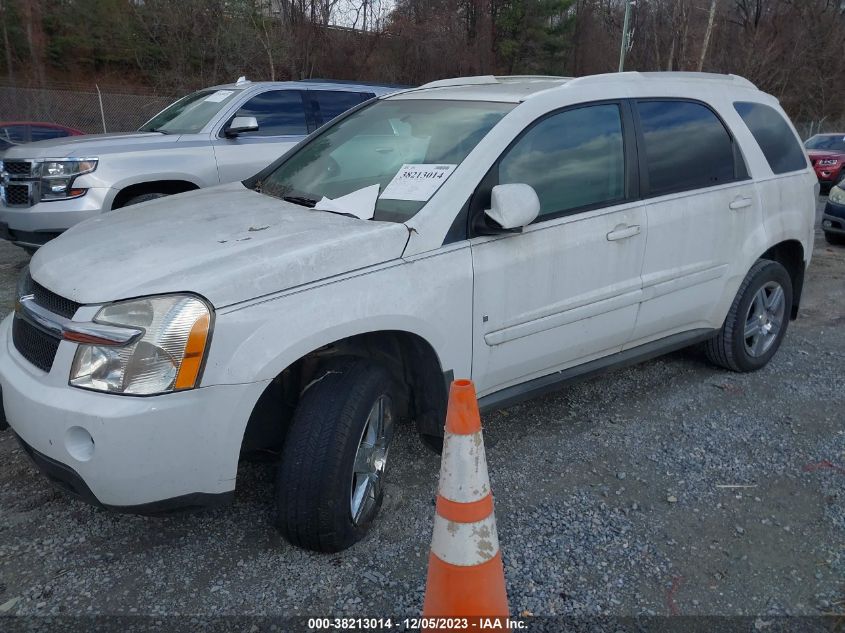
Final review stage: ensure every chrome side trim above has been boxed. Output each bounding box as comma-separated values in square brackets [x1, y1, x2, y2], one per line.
[16, 295, 142, 346]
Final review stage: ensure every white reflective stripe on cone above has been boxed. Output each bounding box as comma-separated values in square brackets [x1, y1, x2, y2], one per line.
[438, 431, 491, 504]
[430, 514, 500, 567]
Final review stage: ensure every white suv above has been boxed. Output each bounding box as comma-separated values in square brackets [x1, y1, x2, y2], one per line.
[0, 73, 816, 552]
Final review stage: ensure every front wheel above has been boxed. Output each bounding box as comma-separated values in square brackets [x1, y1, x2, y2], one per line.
[705, 259, 792, 372]
[275, 358, 396, 552]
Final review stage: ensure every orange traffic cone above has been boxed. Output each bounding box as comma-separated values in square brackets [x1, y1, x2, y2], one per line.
[422, 379, 509, 628]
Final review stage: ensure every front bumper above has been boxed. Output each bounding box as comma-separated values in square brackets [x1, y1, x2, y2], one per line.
[823, 198, 845, 236]
[0, 314, 269, 510]
[0, 187, 112, 248]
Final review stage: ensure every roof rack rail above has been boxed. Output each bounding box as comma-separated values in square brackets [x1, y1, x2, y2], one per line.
[418, 75, 570, 90]
[567, 71, 758, 90]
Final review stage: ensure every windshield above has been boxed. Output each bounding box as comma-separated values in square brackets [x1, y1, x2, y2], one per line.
[258, 99, 514, 222]
[805, 135, 845, 152]
[139, 88, 241, 134]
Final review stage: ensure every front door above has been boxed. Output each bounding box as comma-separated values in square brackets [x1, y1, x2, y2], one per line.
[470, 102, 647, 397]
[212, 89, 310, 183]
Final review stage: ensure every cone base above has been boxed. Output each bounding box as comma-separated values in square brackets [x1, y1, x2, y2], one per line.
[422, 551, 509, 620]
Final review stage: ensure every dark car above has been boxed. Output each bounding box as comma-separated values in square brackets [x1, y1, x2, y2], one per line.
[804, 133, 845, 190]
[822, 182, 845, 245]
[0, 121, 85, 152]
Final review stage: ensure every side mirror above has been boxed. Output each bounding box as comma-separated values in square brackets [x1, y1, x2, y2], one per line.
[483, 183, 540, 232]
[225, 116, 259, 138]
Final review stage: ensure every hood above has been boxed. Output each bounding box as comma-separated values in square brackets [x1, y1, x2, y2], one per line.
[2, 131, 180, 159]
[29, 183, 410, 307]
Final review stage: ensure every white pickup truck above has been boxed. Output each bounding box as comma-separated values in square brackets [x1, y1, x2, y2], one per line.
[0, 73, 816, 552]
[0, 79, 396, 251]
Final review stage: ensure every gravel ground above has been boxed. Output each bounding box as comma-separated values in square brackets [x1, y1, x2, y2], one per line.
[0, 198, 842, 626]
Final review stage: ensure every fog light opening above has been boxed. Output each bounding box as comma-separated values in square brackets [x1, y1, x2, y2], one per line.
[65, 426, 95, 462]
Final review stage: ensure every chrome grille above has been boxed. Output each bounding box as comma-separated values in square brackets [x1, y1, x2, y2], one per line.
[4, 184, 30, 206]
[2, 160, 31, 176]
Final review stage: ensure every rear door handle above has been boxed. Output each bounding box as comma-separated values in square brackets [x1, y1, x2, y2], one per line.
[606, 224, 641, 241]
[729, 196, 753, 210]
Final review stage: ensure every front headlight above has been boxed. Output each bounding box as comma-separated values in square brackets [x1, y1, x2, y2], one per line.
[830, 185, 845, 205]
[39, 158, 98, 201]
[70, 295, 212, 395]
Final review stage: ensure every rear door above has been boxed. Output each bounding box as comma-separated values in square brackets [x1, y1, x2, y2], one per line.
[628, 99, 757, 346]
[470, 102, 647, 396]
[212, 89, 310, 182]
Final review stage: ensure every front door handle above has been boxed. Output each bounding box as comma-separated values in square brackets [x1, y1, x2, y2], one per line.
[729, 196, 753, 210]
[606, 224, 641, 241]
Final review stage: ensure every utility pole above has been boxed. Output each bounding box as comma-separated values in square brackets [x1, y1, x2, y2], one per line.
[618, 0, 634, 72]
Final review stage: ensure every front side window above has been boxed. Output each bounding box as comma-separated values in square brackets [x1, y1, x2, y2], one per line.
[259, 99, 513, 222]
[498, 104, 626, 218]
[309, 90, 371, 126]
[0, 125, 28, 145]
[736, 102, 809, 174]
[139, 88, 242, 134]
[31, 126, 70, 142]
[637, 100, 736, 196]
[233, 90, 308, 136]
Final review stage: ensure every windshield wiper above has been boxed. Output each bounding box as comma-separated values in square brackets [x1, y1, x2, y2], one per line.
[147, 127, 170, 135]
[282, 195, 318, 208]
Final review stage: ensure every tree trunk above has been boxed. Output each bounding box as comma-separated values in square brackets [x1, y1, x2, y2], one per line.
[697, 0, 718, 71]
[21, 0, 46, 85]
[0, 0, 13, 83]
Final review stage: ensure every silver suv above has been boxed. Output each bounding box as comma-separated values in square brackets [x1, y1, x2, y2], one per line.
[0, 79, 397, 251]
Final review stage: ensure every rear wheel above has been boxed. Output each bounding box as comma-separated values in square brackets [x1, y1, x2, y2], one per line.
[825, 231, 845, 246]
[275, 358, 396, 552]
[705, 259, 792, 372]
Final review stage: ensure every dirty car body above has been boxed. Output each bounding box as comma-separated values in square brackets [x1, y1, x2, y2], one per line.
[0, 73, 816, 551]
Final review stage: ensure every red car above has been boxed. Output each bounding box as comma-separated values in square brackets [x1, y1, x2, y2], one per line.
[0, 121, 85, 151]
[804, 133, 845, 189]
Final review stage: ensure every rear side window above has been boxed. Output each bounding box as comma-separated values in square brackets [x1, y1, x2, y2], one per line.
[235, 90, 308, 136]
[734, 102, 808, 174]
[309, 90, 371, 126]
[636, 100, 736, 196]
[498, 103, 626, 218]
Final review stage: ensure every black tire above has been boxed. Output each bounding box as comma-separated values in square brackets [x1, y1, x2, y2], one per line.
[825, 231, 845, 246]
[705, 259, 792, 372]
[123, 192, 167, 207]
[275, 358, 396, 552]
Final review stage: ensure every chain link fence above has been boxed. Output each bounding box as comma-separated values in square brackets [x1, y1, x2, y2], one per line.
[0, 82, 176, 134]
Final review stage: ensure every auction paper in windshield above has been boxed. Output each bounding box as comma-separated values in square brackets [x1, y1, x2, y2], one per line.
[379, 164, 457, 202]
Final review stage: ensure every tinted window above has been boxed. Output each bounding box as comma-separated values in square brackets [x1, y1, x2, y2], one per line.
[735, 102, 808, 174]
[637, 100, 736, 195]
[499, 104, 625, 218]
[235, 90, 307, 136]
[0, 125, 28, 144]
[31, 126, 71, 142]
[804, 135, 845, 152]
[310, 90, 371, 126]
